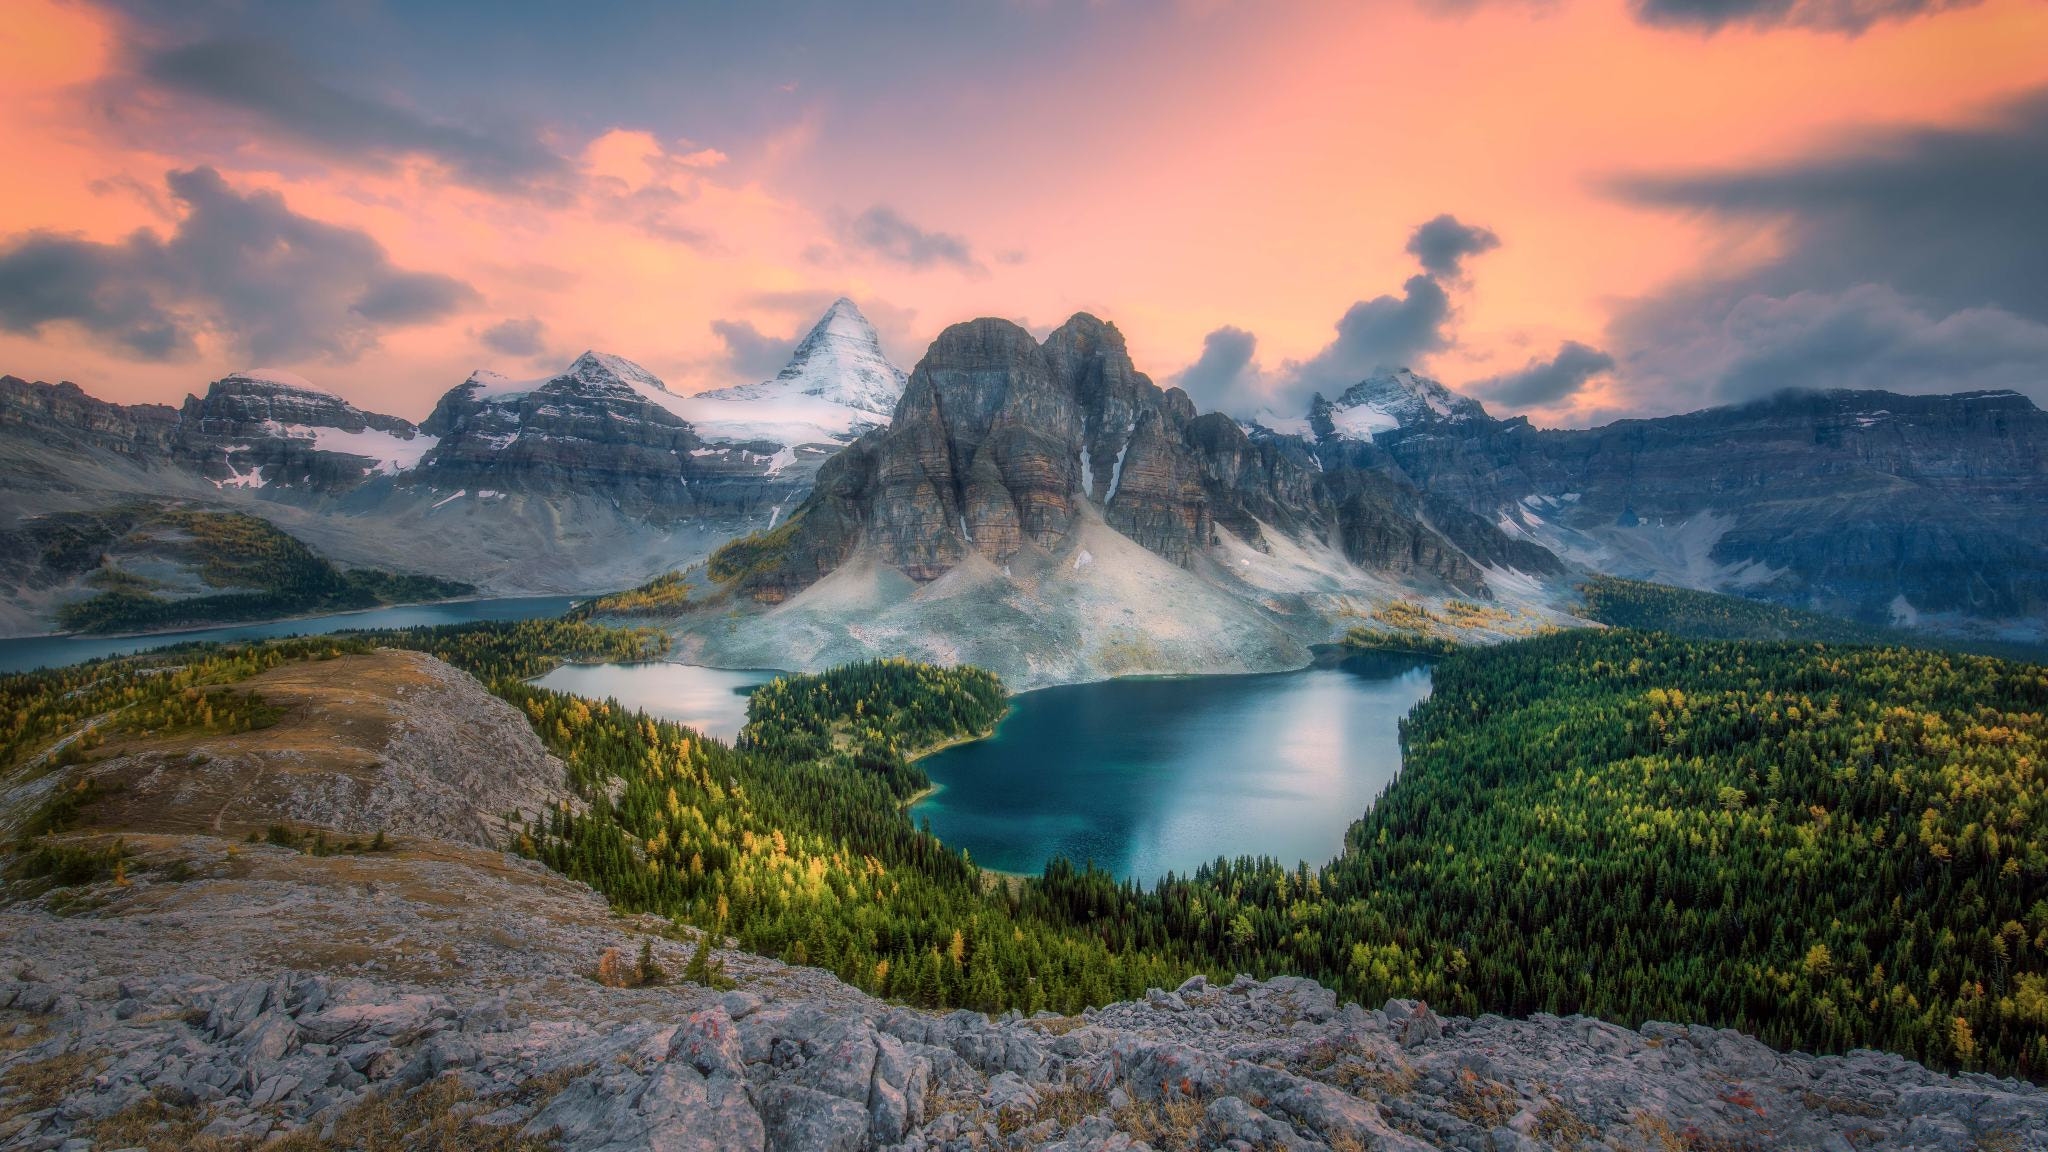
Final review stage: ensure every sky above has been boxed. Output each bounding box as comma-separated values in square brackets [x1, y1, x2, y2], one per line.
[0, 0, 2043, 428]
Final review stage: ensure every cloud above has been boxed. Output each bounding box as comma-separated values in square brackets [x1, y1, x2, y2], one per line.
[711, 318, 795, 380]
[1174, 213, 1494, 416]
[141, 39, 569, 194]
[1170, 326, 1264, 412]
[1626, 0, 1980, 34]
[1470, 340, 1616, 408]
[0, 167, 478, 363]
[479, 316, 547, 357]
[1614, 284, 2048, 405]
[1610, 87, 2048, 409]
[838, 205, 983, 273]
[1284, 274, 1454, 398]
[1405, 214, 1500, 281]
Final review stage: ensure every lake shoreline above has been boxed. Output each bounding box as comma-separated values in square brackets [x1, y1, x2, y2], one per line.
[904, 658, 1434, 885]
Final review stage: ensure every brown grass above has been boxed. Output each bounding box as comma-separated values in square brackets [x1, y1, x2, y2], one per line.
[1534, 1099, 1601, 1148]
[1, 1049, 105, 1126]
[55, 651, 437, 840]
[80, 1071, 570, 1152]
[1112, 1093, 1208, 1152]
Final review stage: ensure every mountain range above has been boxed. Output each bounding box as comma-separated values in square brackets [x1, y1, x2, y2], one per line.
[0, 299, 906, 635]
[3, 299, 2045, 667]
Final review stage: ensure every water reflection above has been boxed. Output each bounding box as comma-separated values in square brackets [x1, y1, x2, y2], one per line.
[530, 662, 776, 744]
[910, 653, 1431, 884]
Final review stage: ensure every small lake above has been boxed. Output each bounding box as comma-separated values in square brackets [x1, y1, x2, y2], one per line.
[911, 652, 1432, 884]
[530, 663, 776, 744]
[0, 595, 580, 674]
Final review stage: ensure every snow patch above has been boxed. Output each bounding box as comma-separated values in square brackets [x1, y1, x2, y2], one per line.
[431, 490, 467, 510]
[1104, 422, 1136, 503]
[296, 425, 438, 475]
[214, 451, 267, 489]
[1071, 548, 1093, 571]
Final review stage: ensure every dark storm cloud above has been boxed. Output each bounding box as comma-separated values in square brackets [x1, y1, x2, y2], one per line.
[1169, 326, 1263, 413]
[0, 167, 477, 363]
[712, 319, 796, 380]
[1470, 341, 1616, 408]
[1614, 284, 2048, 405]
[1610, 87, 2048, 408]
[1627, 0, 1980, 34]
[1405, 215, 1500, 281]
[142, 39, 569, 194]
[1616, 87, 2048, 325]
[839, 206, 984, 274]
[1285, 275, 1454, 398]
[0, 232, 188, 359]
[479, 316, 547, 357]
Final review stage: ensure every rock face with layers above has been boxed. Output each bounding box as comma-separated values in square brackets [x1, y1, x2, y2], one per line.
[1364, 385, 2048, 623]
[176, 370, 439, 490]
[726, 313, 1548, 604]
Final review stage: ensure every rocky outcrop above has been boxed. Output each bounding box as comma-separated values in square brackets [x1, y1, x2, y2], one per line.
[5, 856, 2041, 1151]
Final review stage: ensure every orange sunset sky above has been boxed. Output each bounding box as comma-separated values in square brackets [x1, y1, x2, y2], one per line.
[2, 0, 2044, 427]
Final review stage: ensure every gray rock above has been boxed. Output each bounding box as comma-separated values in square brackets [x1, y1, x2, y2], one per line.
[760, 1083, 868, 1152]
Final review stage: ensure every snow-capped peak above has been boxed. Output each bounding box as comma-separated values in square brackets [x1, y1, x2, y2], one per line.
[1309, 369, 1488, 441]
[696, 297, 906, 417]
[565, 350, 670, 395]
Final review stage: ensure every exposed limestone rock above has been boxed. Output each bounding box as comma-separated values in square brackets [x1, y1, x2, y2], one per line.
[4, 847, 2039, 1151]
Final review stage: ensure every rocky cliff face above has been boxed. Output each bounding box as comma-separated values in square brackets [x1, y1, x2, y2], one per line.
[173, 370, 440, 491]
[421, 351, 725, 515]
[0, 375, 179, 458]
[1362, 386, 2048, 625]
[730, 315, 1531, 605]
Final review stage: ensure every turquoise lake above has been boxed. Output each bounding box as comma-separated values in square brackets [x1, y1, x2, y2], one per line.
[910, 651, 1432, 884]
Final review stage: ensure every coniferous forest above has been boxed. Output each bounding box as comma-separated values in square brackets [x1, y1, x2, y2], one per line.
[7, 617, 2045, 1079]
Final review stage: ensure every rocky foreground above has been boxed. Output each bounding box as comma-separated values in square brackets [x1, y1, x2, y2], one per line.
[3, 834, 2044, 1151]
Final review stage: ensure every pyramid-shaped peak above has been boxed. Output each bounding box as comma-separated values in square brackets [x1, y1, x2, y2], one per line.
[567, 350, 669, 394]
[795, 297, 884, 349]
[1310, 368, 1488, 441]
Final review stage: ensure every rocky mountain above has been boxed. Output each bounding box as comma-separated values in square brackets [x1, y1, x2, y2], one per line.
[668, 315, 1574, 688]
[175, 368, 440, 490]
[0, 301, 911, 632]
[721, 315, 1540, 603]
[1306, 369, 1489, 440]
[1347, 384, 2048, 631]
[7, 646, 2040, 1152]
[697, 296, 907, 418]
[7, 299, 2045, 651]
